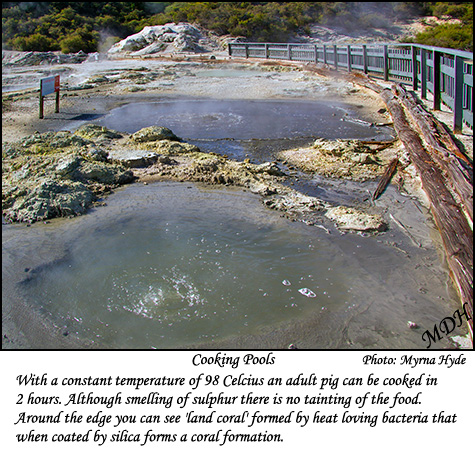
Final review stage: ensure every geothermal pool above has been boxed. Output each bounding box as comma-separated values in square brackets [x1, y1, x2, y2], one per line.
[95, 98, 394, 161]
[8, 182, 461, 349]
[96, 98, 389, 139]
[3, 61, 467, 349]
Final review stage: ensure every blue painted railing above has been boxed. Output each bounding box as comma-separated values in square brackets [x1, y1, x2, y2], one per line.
[228, 42, 473, 132]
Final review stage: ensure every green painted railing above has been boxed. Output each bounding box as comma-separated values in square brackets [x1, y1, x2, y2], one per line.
[228, 42, 473, 132]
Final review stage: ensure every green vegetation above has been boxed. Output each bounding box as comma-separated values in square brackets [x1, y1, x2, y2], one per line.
[2, 2, 473, 53]
[404, 3, 473, 51]
[2, 2, 159, 52]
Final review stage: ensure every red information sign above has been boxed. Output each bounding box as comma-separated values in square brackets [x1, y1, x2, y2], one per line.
[40, 75, 60, 96]
[39, 75, 60, 118]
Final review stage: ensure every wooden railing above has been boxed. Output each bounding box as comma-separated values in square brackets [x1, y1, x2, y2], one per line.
[228, 42, 473, 132]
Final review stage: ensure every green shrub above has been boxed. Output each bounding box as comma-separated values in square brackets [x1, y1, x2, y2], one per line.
[60, 29, 98, 53]
[410, 23, 473, 51]
[10, 33, 58, 51]
[2, 2, 473, 52]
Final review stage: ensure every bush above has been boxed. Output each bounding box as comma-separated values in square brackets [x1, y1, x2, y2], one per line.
[60, 30, 98, 53]
[10, 33, 58, 51]
[2, 2, 473, 52]
[411, 23, 473, 51]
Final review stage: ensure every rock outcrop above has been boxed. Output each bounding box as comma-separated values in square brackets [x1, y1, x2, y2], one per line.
[279, 139, 388, 181]
[325, 206, 387, 232]
[2, 128, 134, 223]
[108, 23, 221, 56]
[108, 150, 159, 168]
[3, 124, 389, 234]
[2, 50, 88, 67]
[131, 126, 179, 143]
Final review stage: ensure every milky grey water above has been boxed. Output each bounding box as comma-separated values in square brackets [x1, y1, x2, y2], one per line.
[95, 99, 394, 161]
[4, 182, 462, 349]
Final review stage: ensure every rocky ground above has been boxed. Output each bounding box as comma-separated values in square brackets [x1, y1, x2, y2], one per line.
[2, 122, 388, 233]
[295, 16, 464, 44]
[3, 50, 400, 234]
[2, 21, 471, 235]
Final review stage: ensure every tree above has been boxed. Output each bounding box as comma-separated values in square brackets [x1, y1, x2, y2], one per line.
[11, 33, 58, 51]
[60, 28, 98, 53]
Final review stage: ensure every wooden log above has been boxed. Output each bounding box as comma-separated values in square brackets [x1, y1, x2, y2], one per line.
[342, 72, 473, 338]
[380, 88, 473, 338]
[394, 84, 471, 165]
[372, 158, 398, 201]
[393, 84, 473, 226]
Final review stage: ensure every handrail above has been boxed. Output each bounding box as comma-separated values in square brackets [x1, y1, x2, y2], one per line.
[228, 42, 474, 132]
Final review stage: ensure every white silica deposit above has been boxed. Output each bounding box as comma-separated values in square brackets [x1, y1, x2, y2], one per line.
[108, 23, 220, 56]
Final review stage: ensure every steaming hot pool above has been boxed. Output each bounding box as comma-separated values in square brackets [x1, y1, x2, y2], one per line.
[3, 98, 463, 348]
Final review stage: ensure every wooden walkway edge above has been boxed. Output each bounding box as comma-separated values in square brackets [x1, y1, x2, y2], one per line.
[348, 73, 472, 340]
[393, 84, 473, 227]
[377, 87, 473, 340]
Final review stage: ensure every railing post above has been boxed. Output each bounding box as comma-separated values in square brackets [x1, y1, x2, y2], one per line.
[421, 48, 427, 99]
[363, 45, 368, 74]
[228, 44, 232, 57]
[347, 45, 352, 72]
[383, 45, 389, 81]
[314, 45, 318, 64]
[265, 43, 269, 59]
[411, 45, 418, 91]
[453, 55, 464, 132]
[323, 45, 327, 65]
[245, 44, 249, 59]
[288, 44, 291, 60]
[433, 50, 441, 110]
[334, 45, 338, 70]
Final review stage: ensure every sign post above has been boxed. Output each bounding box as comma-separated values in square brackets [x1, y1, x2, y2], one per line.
[39, 75, 60, 119]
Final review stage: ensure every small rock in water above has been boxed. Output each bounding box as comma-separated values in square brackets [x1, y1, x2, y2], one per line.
[298, 288, 316, 298]
[407, 321, 419, 329]
[325, 206, 387, 233]
[282, 279, 291, 286]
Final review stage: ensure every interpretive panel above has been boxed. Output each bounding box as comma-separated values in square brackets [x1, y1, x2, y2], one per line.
[40, 75, 60, 97]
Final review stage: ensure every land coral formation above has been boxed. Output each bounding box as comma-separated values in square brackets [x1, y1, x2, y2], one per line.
[2, 125, 386, 233]
[279, 138, 391, 182]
